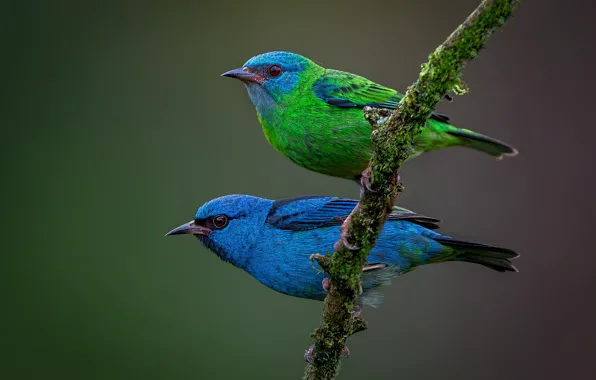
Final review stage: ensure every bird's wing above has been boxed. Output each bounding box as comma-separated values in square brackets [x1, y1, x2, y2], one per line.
[389, 205, 441, 230]
[313, 69, 450, 123]
[266, 196, 440, 231]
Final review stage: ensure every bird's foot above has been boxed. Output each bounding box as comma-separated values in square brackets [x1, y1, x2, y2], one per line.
[304, 345, 314, 364]
[304, 344, 350, 364]
[360, 168, 401, 195]
[322, 278, 330, 293]
[360, 168, 377, 194]
[351, 305, 363, 318]
[341, 346, 351, 358]
[340, 229, 360, 251]
[309, 254, 322, 273]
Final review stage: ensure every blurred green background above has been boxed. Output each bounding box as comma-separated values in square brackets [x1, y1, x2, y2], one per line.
[4, 0, 596, 379]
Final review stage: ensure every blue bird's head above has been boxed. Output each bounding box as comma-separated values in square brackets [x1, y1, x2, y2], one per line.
[221, 51, 320, 116]
[166, 195, 273, 268]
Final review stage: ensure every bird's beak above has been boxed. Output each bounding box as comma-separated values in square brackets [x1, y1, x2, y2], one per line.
[165, 220, 211, 236]
[221, 67, 259, 83]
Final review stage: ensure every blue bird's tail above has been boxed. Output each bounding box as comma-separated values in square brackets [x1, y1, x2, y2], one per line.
[436, 238, 519, 272]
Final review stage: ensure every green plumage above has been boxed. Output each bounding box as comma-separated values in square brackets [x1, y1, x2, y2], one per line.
[224, 51, 517, 180]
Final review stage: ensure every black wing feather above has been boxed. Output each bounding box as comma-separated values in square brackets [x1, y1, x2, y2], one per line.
[267, 197, 440, 231]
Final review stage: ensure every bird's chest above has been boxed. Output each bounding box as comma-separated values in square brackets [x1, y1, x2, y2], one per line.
[258, 107, 372, 178]
[245, 230, 332, 300]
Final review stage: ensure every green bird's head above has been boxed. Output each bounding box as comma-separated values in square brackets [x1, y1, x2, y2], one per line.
[222, 51, 321, 116]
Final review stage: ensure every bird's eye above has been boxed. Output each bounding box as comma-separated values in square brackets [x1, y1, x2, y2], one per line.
[268, 65, 282, 77]
[212, 215, 228, 229]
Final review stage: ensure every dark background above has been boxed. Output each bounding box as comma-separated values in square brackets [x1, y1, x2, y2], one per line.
[4, 0, 595, 379]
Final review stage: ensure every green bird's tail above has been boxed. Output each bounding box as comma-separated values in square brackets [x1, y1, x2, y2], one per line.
[445, 128, 518, 158]
[417, 119, 518, 159]
[437, 238, 519, 272]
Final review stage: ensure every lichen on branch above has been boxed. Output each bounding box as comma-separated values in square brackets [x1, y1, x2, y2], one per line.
[304, 1, 520, 379]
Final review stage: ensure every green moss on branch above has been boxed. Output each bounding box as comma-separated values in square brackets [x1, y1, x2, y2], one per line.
[304, 1, 519, 379]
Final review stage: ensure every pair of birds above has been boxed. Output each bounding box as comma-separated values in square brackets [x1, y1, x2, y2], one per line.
[167, 51, 518, 307]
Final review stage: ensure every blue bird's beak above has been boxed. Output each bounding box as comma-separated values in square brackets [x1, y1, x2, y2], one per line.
[165, 220, 211, 237]
[221, 68, 260, 83]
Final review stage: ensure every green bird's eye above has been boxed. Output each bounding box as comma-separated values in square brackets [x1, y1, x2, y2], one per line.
[212, 215, 229, 229]
[268, 65, 282, 77]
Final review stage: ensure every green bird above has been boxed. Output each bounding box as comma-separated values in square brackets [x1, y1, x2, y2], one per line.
[222, 51, 517, 180]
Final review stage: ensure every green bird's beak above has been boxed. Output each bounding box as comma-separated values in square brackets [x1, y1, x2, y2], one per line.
[165, 220, 211, 236]
[221, 68, 259, 83]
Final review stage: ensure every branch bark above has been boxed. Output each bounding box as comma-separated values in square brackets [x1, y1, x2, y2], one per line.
[304, 1, 519, 379]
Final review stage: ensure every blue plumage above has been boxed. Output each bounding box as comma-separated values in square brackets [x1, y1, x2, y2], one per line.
[167, 195, 518, 307]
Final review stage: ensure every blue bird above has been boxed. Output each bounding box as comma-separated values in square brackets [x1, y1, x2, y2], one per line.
[166, 195, 518, 307]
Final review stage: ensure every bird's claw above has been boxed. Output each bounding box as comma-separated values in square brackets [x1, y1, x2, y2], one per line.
[341, 346, 350, 358]
[309, 254, 324, 274]
[304, 345, 315, 364]
[360, 171, 378, 194]
[340, 230, 360, 251]
[322, 278, 330, 293]
[351, 305, 363, 318]
[360, 168, 401, 195]
[304, 344, 350, 364]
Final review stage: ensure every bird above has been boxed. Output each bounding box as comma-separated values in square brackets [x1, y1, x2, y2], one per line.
[222, 51, 518, 181]
[166, 194, 518, 307]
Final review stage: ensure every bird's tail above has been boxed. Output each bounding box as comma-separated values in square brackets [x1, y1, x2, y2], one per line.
[436, 238, 519, 272]
[446, 128, 518, 159]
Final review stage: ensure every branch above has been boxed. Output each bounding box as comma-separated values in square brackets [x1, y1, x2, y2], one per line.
[304, 1, 519, 379]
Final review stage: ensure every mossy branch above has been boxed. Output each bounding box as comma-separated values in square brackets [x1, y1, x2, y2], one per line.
[304, 1, 519, 379]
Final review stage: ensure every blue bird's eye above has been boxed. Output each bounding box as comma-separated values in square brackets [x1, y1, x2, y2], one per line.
[212, 215, 228, 229]
[268, 65, 282, 77]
